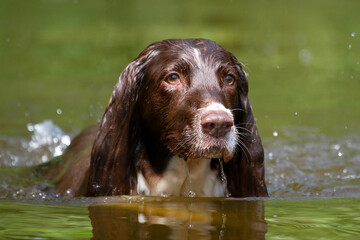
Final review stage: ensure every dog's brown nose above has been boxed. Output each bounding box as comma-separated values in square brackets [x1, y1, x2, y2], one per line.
[201, 111, 233, 138]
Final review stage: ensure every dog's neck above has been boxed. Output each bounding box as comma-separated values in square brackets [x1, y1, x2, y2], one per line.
[135, 156, 228, 197]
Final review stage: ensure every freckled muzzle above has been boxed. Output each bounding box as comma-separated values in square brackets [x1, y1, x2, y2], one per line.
[179, 102, 237, 162]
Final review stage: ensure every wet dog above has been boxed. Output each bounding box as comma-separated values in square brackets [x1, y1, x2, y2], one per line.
[52, 39, 268, 197]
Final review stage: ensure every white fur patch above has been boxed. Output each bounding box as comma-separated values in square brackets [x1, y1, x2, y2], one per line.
[204, 102, 232, 114]
[192, 48, 206, 69]
[183, 158, 227, 197]
[151, 156, 188, 196]
[148, 50, 159, 59]
[137, 156, 227, 197]
[137, 171, 150, 195]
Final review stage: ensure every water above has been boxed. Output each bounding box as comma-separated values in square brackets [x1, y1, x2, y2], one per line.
[0, 197, 359, 240]
[1, 0, 360, 239]
[1, 122, 359, 200]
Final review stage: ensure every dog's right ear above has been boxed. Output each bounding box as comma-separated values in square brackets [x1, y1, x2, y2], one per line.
[86, 50, 152, 196]
[225, 58, 268, 198]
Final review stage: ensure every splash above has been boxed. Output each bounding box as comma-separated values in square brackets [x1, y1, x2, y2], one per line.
[27, 120, 71, 160]
[0, 120, 72, 167]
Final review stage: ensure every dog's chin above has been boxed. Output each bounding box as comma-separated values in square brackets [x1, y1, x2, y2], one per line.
[167, 131, 237, 162]
[201, 137, 236, 162]
[199, 147, 234, 162]
[177, 145, 235, 162]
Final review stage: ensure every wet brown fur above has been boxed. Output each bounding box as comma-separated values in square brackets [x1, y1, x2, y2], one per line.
[53, 39, 268, 197]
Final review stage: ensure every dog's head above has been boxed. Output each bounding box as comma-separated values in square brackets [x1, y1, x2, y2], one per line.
[88, 39, 267, 197]
[137, 39, 246, 162]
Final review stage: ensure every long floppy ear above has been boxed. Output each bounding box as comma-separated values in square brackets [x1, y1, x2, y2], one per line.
[86, 59, 145, 196]
[225, 62, 268, 197]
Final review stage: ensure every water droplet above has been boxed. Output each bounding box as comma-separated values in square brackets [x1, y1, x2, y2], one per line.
[273, 214, 278, 218]
[54, 146, 62, 157]
[218, 159, 227, 183]
[27, 124, 34, 132]
[351, 32, 356, 37]
[343, 168, 347, 174]
[56, 108, 62, 115]
[66, 188, 73, 195]
[188, 191, 196, 197]
[41, 155, 48, 162]
[338, 152, 343, 157]
[268, 152, 274, 160]
[273, 131, 278, 137]
[295, 112, 298, 116]
[61, 135, 71, 146]
[276, 65, 280, 69]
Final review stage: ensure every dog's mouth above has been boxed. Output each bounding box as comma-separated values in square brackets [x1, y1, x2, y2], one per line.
[187, 138, 236, 162]
[167, 102, 238, 162]
[168, 127, 237, 162]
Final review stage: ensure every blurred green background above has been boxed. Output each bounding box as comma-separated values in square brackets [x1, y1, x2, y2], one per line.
[0, 0, 359, 137]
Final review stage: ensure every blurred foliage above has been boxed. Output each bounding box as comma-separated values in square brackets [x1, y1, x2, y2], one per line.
[0, 0, 359, 136]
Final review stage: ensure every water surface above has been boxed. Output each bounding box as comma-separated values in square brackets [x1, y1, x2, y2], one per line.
[1, 197, 359, 240]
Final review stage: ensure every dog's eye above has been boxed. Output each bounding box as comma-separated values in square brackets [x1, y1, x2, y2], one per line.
[225, 75, 235, 86]
[166, 74, 181, 85]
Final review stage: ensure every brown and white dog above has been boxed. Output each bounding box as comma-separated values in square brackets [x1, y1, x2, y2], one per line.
[53, 39, 268, 198]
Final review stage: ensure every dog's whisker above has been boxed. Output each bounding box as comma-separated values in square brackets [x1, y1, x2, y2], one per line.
[236, 138, 251, 163]
[235, 125, 252, 134]
[230, 108, 245, 113]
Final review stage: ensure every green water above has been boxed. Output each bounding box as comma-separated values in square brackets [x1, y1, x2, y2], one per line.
[0, 197, 359, 240]
[1, 0, 360, 239]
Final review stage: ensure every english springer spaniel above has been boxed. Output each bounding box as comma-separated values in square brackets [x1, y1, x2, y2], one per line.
[54, 39, 268, 198]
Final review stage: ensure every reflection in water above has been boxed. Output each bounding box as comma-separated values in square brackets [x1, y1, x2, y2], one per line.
[89, 197, 267, 240]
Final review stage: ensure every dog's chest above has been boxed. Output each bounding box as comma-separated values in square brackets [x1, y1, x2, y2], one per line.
[136, 156, 227, 197]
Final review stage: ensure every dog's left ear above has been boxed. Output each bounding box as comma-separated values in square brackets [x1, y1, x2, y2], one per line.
[86, 60, 141, 196]
[86, 45, 155, 196]
[225, 59, 268, 197]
